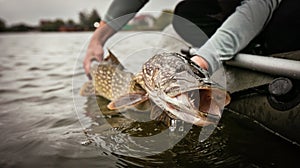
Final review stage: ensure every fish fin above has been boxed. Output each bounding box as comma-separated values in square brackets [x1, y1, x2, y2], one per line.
[211, 88, 231, 107]
[79, 81, 95, 96]
[225, 92, 231, 106]
[198, 89, 222, 118]
[107, 93, 148, 110]
[104, 49, 124, 69]
[150, 105, 164, 120]
[196, 88, 231, 118]
[193, 120, 214, 127]
[150, 106, 172, 127]
[134, 100, 151, 111]
[133, 72, 142, 82]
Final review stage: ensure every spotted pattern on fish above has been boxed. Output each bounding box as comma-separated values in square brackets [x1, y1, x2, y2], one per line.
[81, 51, 230, 127]
[83, 65, 138, 102]
[137, 52, 231, 126]
[80, 51, 145, 101]
[141, 52, 203, 97]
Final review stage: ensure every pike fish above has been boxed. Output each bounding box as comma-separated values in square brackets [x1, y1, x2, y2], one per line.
[80, 50, 148, 109]
[107, 52, 231, 126]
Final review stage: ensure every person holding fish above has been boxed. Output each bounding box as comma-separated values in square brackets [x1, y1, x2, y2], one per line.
[84, 0, 299, 77]
[82, 0, 299, 127]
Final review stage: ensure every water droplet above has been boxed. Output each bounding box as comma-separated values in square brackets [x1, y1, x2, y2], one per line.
[80, 139, 93, 146]
[169, 119, 177, 132]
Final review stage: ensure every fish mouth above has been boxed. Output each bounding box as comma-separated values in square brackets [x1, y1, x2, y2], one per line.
[156, 88, 228, 126]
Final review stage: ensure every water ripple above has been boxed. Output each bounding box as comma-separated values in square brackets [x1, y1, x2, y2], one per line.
[0, 89, 18, 94]
[17, 77, 38, 81]
[42, 86, 65, 93]
[20, 84, 40, 88]
[0, 32, 299, 168]
[27, 67, 53, 71]
[50, 118, 79, 128]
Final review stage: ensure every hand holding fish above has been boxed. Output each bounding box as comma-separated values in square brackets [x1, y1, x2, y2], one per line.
[180, 47, 209, 71]
[80, 51, 230, 127]
[191, 56, 209, 71]
[83, 21, 116, 79]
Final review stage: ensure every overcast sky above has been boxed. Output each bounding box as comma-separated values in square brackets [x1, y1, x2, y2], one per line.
[0, 0, 181, 26]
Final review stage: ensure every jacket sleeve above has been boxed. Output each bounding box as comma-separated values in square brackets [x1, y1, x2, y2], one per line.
[196, 0, 282, 73]
[103, 0, 149, 30]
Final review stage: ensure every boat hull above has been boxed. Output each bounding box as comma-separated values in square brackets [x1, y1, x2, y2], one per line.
[225, 65, 300, 144]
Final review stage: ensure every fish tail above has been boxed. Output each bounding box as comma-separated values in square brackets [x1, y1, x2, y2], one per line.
[79, 81, 95, 96]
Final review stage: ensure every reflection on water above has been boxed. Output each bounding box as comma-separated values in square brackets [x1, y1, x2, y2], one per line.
[0, 32, 299, 168]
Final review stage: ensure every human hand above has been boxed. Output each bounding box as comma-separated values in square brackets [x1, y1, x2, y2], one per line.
[83, 21, 115, 79]
[191, 55, 209, 70]
[181, 48, 209, 70]
[83, 37, 104, 79]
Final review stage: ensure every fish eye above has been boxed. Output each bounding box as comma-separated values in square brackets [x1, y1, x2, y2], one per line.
[146, 67, 153, 75]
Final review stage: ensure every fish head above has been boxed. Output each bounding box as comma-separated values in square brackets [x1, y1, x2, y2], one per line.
[141, 52, 231, 126]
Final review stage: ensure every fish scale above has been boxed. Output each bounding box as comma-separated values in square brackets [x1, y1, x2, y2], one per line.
[137, 52, 231, 126]
[81, 51, 230, 127]
[80, 51, 144, 102]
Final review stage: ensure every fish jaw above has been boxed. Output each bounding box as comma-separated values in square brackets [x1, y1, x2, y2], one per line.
[142, 68, 228, 126]
[148, 90, 214, 126]
[139, 52, 230, 126]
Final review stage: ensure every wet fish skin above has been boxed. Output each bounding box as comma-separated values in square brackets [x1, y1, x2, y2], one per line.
[80, 50, 146, 106]
[80, 51, 230, 127]
[138, 52, 231, 126]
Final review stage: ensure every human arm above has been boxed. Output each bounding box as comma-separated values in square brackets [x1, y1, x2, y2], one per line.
[83, 21, 115, 79]
[192, 0, 282, 74]
[83, 0, 149, 78]
[103, 0, 149, 31]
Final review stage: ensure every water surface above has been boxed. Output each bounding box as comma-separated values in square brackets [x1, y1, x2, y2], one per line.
[0, 32, 299, 168]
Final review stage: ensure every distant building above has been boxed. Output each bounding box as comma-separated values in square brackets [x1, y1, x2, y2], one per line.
[58, 25, 82, 32]
[39, 20, 52, 26]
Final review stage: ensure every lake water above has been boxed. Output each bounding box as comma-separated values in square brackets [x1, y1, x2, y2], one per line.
[0, 31, 299, 168]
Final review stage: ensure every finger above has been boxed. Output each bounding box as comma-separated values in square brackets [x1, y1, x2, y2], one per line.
[87, 73, 92, 80]
[83, 57, 92, 80]
[84, 54, 101, 80]
[191, 56, 209, 70]
[83, 49, 103, 80]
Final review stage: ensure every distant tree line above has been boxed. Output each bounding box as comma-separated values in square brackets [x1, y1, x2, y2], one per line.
[0, 9, 173, 33]
[0, 18, 7, 32]
[40, 9, 101, 32]
[0, 9, 101, 32]
[79, 9, 101, 30]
